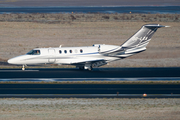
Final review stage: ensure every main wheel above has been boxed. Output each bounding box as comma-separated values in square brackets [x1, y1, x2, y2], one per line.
[79, 66, 84, 70]
[88, 66, 93, 71]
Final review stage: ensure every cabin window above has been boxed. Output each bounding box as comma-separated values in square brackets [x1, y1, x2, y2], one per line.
[26, 50, 40, 55]
[59, 50, 62, 54]
[70, 50, 72, 53]
[64, 50, 67, 54]
[80, 49, 83, 53]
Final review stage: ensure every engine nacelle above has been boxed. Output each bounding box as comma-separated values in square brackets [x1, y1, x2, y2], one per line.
[93, 44, 119, 53]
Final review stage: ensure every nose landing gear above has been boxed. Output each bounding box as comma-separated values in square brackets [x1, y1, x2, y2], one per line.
[22, 65, 25, 70]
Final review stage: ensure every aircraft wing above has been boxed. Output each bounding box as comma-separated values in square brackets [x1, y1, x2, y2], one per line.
[70, 59, 107, 67]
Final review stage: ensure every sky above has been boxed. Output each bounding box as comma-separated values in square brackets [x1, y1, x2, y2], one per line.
[0, 0, 180, 7]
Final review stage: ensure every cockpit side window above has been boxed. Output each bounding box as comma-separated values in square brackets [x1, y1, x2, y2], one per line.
[26, 50, 41, 55]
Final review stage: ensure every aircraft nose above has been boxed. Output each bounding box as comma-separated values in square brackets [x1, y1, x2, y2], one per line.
[8, 57, 21, 64]
[7, 55, 27, 65]
[7, 58, 15, 64]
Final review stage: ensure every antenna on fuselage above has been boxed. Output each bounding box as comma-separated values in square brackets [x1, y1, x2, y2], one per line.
[59, 44, 63, 48]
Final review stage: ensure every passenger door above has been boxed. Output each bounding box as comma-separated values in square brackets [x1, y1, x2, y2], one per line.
[48, 49, 56, 63]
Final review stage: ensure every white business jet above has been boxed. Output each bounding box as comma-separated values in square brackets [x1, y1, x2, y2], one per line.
[8, 24, 168, 70]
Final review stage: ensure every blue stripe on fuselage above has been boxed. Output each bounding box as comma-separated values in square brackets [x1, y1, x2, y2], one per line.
[76, 52, 99, 55]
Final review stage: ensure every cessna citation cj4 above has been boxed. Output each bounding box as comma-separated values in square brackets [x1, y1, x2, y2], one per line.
[8, 24, 168, 70]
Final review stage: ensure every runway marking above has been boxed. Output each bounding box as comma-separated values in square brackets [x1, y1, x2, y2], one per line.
[0, 77, 180, 82]
[0, 70, 39, 72]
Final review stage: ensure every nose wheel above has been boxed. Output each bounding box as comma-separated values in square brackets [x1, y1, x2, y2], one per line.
[22, 65, 25, 70]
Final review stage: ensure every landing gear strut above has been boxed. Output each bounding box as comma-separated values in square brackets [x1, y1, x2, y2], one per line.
[78, 64, 93, 71]
[87, 66, 92, 71]
[84, 64, 93, 71]
[22, 65, 25, 70]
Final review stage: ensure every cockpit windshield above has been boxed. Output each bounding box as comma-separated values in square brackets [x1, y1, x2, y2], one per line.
[26, 50, 41, 55]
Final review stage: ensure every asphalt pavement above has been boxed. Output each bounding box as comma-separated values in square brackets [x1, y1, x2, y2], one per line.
[0, 67, 180, 78]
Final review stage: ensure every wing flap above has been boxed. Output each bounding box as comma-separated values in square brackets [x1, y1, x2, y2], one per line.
[71, 59, 107, 67]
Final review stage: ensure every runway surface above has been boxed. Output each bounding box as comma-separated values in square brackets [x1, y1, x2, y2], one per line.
[0, 67, 180, 80]
[1, 77, 180, 82]
[0, 67, 180, 98]
[0, 83, 180, 98]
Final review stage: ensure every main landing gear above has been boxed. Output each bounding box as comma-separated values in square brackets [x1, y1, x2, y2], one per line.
[78, 64, 93, 71]
[79, 66, 84, 70]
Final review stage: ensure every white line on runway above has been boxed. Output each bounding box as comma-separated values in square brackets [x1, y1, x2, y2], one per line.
[0, 70, 39, 72]
[0, 77, 180, 82]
